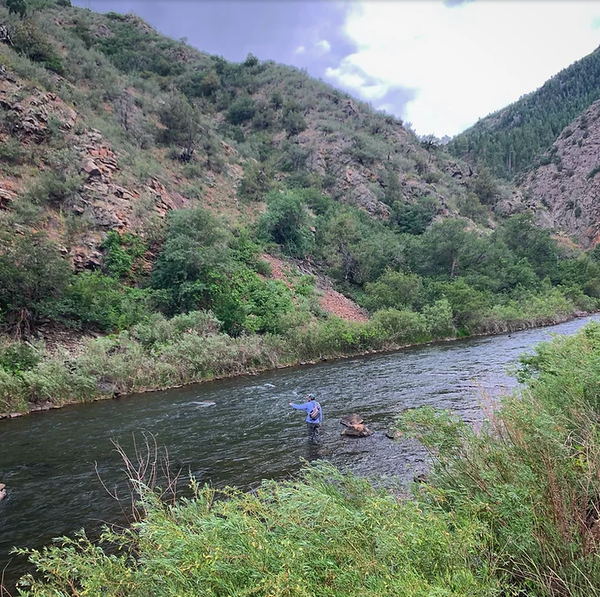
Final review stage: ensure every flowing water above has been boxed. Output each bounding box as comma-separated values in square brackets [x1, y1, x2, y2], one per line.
[1, 315, 597, 585]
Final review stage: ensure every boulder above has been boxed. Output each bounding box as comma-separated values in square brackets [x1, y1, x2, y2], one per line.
[82, 158, 101, 178]
[340, 413, 364, 427]
[341, 423, 373, 437]
[385, 428, 402, 440]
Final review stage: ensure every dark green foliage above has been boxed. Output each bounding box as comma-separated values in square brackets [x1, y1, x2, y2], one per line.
[0, 137, 26, 165]
[6, 0, 27, 17]
[390, 197, 437, 235]
[259, 189, 315, 257]
[24, 172, 83, 206]
[94, 18, 184, 77]
[60, 272, 152, 331]
[471, 168, 499, 205]
[152, 208, 294, 335]
[9, 19, 64, 73]
[282, 106, 307, 136]
[157, 93, 201, 160]
[181, 69, 220, 98]
[228, 96, 256, 124]
[363, 269, 423, 311]
[102, 231, 146, 281]
[0, 231, 71, 328]
[457, 193, 489, 224]
[0, 341, 40, 374]
[238, 161, 274, 202]
[450, 46, 600, 177]
[497, 212, 558, 277]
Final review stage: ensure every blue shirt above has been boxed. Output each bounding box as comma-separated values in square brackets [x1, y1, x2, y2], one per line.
[291, 400, 322, 423]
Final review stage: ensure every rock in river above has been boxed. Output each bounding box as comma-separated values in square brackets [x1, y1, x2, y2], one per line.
[340, 413, 373, 437]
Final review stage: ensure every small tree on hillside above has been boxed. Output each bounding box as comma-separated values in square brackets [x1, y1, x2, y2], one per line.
[6, 0, 27, 17]
[259, 190, 315, 257]
[158, 92, 201, 161]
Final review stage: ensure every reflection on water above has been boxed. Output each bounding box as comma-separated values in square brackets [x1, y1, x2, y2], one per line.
[0, 315, 597, 584]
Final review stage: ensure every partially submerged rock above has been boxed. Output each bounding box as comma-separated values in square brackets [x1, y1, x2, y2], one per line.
[340, 413, 364, 427]
[341, 423, 373, 437]
[340, 413, 373, 437]
[385, 428, 402, 440]
[0, 483, 6, 502]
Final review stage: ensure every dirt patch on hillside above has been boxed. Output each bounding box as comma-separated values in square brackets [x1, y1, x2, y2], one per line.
[319, 288, 369, 323]
[262, 254, 369, 323]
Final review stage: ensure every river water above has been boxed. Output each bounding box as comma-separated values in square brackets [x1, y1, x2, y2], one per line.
[1, 315, 597, 584]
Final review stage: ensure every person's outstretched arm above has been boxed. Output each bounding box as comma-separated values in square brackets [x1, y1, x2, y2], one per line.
[290, 401, 310, 410]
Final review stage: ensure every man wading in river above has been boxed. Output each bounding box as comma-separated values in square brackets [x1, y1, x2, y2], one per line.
[290, 394, 322, 444]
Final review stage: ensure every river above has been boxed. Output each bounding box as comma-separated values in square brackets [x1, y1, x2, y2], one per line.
[0, 315, 597, 585]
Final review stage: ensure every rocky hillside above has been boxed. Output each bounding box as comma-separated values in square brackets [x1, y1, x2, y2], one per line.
[503, 100, 600, 248]
[0, 0, 480, 277]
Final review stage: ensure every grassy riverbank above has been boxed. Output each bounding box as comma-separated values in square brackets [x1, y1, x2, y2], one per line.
[0, 288, 590, 417]
[12, 321, 600, 596]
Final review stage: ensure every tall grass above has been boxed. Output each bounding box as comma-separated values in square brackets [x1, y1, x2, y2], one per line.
[397, 321, 600, 595]
[14, 464, 498, 597]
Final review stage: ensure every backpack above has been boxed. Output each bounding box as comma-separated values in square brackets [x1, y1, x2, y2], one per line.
[309, 402, 320, 421]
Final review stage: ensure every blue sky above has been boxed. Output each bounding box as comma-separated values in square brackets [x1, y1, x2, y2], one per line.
[73, 1, 600, 137]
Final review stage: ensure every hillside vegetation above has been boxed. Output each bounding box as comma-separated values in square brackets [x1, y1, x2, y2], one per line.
[449, 45, 600, 179]
[1, 0, 600, 414]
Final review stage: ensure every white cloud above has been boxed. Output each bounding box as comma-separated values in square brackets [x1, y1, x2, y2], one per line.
[327, 1, 600, 136]
[294, 45, 306, 55]
[314, 39, 331, 55]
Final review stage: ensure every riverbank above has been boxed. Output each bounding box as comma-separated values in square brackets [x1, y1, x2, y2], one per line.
[1, 300, 594, 418]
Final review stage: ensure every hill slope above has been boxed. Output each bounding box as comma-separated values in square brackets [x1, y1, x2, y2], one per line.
[502, 99, 600, 248]
[449, 45, 600, 179]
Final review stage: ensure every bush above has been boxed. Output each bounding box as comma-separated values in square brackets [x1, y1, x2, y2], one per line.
[60, 272, 153, 332]
[370, 308, 431, 344]
[102, 231, 147, 281]
[24, 172, 83, 207]
[10, 19, 64, 73]
[228, 96, 256, 124]
[0, 231, 71, 328]
[259, 190, 315, 258]
[398, 322, 600, 595]
[15, 464, 497, 596]
[363, 270, 423, 311]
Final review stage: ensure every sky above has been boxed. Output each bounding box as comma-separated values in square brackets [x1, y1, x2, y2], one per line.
[73, 0, 600, 138]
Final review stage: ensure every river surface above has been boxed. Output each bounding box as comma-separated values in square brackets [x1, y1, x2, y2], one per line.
[1, 315, 598, 584]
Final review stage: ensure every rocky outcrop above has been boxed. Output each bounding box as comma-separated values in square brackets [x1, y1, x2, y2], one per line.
[513, 100, 600, 247]
[340, 413, 373, 437]
[0, 78, 77, 140]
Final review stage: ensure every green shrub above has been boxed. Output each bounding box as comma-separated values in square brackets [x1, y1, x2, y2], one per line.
[15, 464, 497, 596]
[102, 231, 147, 281]
[0, 340, 42, 375]
[24, 172, 83, 206]
[0, 231, 71, 327]
[10, 19, 64, 73]
[61, 272, 153, 332]
[228, 96, 256, 124]
[370, 308, 431, 344]
[259, 189, 315, 258]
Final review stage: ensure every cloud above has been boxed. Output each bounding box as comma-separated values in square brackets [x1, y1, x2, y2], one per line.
[295, 45, 307, 55]
[327, 1, 600, 136]
[314, 39, 331, 55]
